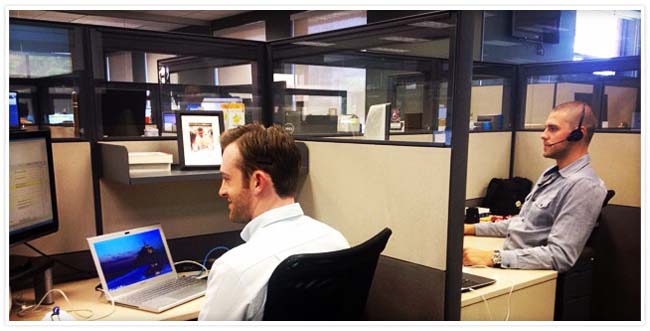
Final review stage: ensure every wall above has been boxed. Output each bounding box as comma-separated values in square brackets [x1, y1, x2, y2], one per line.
[513, 131, 640, 207]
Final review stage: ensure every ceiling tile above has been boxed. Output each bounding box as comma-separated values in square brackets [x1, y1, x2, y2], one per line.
[38, 11, 86, 22]
[72, 16, 145, 29]
[184, 10, 247, 20]
[138, 22, 186, 32]
[9, 10, 48, 19]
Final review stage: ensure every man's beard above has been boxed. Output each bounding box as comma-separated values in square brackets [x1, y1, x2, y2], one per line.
[229, 188, 253, 224]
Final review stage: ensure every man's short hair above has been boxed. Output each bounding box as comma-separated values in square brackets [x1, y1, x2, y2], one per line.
[552, 101, 598, 143]
[220, 123, 301, 197]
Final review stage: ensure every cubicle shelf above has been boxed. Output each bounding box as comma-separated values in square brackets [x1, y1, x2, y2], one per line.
[99, 143, 222, 185]
[99, 142, 309, 185]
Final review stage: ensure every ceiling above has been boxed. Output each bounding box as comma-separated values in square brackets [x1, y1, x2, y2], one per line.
[9, 10, 250, 32]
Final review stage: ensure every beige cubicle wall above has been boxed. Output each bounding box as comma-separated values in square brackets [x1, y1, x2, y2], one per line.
[297, 140, 451, 270]
[389, 134, 433, 143]
[471, 85, 503, 118]
[555, 82, 593, 105]
[10, 142, 97, 256]
[98, 140, 242, 239]
[524, 83, 555, 128]
[466, 132, 512, 200]
[513, 131, 640, 207]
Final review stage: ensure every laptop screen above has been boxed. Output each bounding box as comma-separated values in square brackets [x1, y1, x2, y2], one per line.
[91, 228, 173, 291]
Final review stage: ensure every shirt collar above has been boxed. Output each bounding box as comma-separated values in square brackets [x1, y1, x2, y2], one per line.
[240, 203, 304, 242]
[558, 154, 591, 178]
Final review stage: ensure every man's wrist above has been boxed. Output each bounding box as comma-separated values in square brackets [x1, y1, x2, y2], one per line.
[492, 250, 502, 268]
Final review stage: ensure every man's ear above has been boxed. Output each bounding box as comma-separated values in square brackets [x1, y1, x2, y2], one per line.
[250, 170, 271, 194]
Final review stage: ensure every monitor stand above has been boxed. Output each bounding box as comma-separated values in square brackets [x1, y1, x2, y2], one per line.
[9, 255, 55, 305]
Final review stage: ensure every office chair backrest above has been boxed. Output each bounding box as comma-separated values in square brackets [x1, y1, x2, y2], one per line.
[554, 189, 615, 321]
[263, 228, 392, 321]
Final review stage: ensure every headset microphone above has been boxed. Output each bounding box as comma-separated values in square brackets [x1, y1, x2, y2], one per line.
[546, 105, 586, 147]
[546, 139, 567, 147]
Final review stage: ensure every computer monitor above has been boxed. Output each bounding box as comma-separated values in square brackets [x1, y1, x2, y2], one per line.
[101, 89, 146, 137]
[9, 130, 59, 246]
[9, 91, 20, 129]
[162, 112, 177, 133]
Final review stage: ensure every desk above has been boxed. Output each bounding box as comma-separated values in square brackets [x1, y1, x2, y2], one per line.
[10, 276, 203, 321]
[461, 236, 558, 321]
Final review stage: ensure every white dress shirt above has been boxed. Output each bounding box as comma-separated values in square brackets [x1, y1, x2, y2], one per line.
[198, 203, 350, 320]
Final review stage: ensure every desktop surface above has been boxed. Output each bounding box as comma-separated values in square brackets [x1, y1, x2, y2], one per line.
[10, 274, 204, 321]
[461, 236, 558, 320]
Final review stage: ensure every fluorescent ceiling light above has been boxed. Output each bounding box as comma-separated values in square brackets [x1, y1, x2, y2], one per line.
[593, 70, 616, 76]
[292, 41, 335, 47]
[409, 21, 454, 29]
[367, 47, 409, 53]
[483, 40, 521, 47]
[380, 36, 430, 43]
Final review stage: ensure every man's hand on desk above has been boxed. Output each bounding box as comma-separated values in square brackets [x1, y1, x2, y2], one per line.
[464, 224, 476, 235]
[463, 247, 494, 267]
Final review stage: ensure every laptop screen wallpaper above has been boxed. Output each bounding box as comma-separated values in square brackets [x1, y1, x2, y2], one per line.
[93, 228, 173, 291]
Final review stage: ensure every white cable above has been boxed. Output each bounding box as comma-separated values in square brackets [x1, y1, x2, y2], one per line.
[468, 287, 493, 320]
[87, 288, 116, 321]
[503, 280, 515, 321]
[174, 259, 208, 278]
[15, 288, 93, 319]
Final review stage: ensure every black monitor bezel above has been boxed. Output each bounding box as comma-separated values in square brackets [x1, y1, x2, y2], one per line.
[9, 130, 59, 246]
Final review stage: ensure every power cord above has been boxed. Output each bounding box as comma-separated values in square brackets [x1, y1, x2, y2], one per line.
[197, 246, 229, 277]
[466, 278, 516, 321]
[23, 242, 95, 276]
[468, 287, 493, 320]
[14, 287, 116, 321]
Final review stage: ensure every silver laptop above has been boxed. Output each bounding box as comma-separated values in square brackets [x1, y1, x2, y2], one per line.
[87, 224, 206, 313]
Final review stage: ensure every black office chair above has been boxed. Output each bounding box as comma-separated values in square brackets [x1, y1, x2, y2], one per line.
[262, 228, 392, 321]
[554, 190, 615, 321]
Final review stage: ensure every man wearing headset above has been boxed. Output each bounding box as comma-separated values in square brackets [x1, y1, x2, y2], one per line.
[463, 101, 607, 272]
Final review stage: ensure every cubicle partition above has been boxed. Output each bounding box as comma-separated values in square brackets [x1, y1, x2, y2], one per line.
[466, 132, 512, 200]
[297, 140, 451, 319]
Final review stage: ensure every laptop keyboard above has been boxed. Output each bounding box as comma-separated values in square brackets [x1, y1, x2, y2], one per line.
[120, 277, 206, 307]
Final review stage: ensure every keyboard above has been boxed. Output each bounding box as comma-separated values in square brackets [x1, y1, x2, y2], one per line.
[120, 277, 206, 307]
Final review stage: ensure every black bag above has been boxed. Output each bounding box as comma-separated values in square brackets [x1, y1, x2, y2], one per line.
[482, 177, 533, 216]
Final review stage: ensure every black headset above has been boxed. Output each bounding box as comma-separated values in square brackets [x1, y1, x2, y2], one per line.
[566, 105, 586, 142]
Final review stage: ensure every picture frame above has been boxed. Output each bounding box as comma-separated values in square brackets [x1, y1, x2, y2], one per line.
[176, 111, 225, 169]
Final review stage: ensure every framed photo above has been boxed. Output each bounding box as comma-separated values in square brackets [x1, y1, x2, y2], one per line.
[176, 111, 225, 169]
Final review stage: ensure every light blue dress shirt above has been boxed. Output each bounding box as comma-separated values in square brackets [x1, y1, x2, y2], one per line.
[475, 154, 607, 272]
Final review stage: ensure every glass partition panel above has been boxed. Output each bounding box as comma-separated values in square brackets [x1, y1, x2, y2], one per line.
[524, 73, 597, 129]
[9, 22, 86, 138]
[271, 12, 454, 144]
[603, 70, 640, 130]
[470, 63, 515, 132]
[98, 30, 264, 138]
[522, 59, 640, 132]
